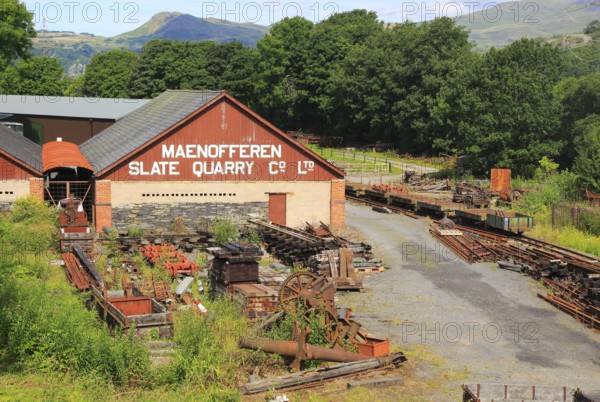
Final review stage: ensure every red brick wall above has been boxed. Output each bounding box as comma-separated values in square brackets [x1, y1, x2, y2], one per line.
[94, 180, 112, 232]
[29, 178, 44, 200]
[330, 179, 345, 229]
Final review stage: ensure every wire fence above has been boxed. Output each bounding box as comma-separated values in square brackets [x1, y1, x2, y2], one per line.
[315, 148, 441, 176]
[552, 203, 600, 236]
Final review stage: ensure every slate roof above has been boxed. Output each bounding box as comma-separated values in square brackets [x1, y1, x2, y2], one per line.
[0, 95, 150, 120]
[79, 90, 223, 173]
[0, 123, 42, 173]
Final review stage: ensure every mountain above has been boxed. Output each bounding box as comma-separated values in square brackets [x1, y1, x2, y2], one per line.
[32, 12, 269, 73]
[116, 12, 269, 44]
[457, 0, 600, 49]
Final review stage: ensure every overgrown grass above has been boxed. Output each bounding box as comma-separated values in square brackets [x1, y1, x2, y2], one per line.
[168, 296, 257, 399]
[528, 224, 600, 257]
[515, 170, 600, 256]
[0, 261, 151, 385]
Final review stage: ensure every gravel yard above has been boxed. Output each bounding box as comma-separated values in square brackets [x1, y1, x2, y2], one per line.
[338, 202, 600, 400]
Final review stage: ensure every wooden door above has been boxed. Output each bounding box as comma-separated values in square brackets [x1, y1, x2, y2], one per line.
[269, 193, 287, 225]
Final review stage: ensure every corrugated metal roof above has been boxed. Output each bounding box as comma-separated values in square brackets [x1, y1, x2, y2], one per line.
[80, 90, 223, 173]
[42, 141, 93, 172]
[0, 123, 42, 173]
[0, 95, 150, 120]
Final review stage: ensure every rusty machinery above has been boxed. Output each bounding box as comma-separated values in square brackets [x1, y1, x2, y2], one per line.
[240, 272, 388, 369]
[278, 272, 370, 350]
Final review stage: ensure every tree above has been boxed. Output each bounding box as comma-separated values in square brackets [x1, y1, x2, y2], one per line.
[329, 17, 473, 149]
[129, 40, 216, 98]
[0, 56, 67, 95]
[573, 115, 600, 191]
[0, 0, 36, 69]
[83, 50, 139, 98]
[253, 17, 314, 129]
[438, 39, 565, 176]
[557, 72, 600, 166]
[210, 42, 257, 105]
[303, 10, 384, 133]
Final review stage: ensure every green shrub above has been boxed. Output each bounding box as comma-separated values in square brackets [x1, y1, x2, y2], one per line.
[0, 197, 57, 263]
[0, 264, 151, 385]
[128, 226, 145, 238]
[210, 219, 240, 244]
[9, 196, 56, 225]
[171, 216, 186, 233]
[519, 170, 580, 215]
[242, 226, 262, 245]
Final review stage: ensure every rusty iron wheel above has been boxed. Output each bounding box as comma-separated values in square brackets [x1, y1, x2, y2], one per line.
[305, 307, 345, 347]
[279, 271, 319, 314]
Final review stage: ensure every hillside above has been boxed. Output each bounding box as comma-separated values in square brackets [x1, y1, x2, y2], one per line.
[32, 12, 269, 72]
[459, 0, 600, 49]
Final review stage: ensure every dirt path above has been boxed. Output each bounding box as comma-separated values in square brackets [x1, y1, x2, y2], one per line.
[339, 202, 600, 400]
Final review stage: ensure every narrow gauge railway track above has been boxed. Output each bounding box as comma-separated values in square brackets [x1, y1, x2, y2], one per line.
[349, 195, 599, 329]
[455, 224, 600, 275]
[345, 195, 419, 219]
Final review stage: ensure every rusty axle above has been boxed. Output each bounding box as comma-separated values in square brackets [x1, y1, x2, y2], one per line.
[238, 337, 371, 363]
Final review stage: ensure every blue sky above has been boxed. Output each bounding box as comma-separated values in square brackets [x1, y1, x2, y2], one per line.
[22, 1, 485, 36]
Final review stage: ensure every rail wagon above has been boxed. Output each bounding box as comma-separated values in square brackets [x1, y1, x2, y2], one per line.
[486, 212, 533, 234]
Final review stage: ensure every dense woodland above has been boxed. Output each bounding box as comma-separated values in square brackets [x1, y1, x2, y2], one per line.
[1, 1, 600, 187]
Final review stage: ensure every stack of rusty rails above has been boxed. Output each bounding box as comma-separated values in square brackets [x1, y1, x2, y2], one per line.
[62, 252, 94, 291]
[209, 242, 263, 296]
[452, 224, 600, 329]
[91, 286, 174, 338]
[73, 244, 104, 287]
[429, 224, 497, 264]
[371, 183, 406, 194]
[232, 283, 279, 321]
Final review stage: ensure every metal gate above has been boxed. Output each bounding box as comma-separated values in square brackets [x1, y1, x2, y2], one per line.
[44, 181, 94, 223]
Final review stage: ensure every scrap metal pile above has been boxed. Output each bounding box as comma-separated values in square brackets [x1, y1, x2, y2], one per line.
[432, 222, 600, 330]
[452, 182, 491, 208]
[62, 244, 175, 336]
[140, 244, 200, 277]
[404, 170, 451, 192]
[58, 200, 94, 253]
[238, 271, 404, 394]
[251, 220, 385, 290]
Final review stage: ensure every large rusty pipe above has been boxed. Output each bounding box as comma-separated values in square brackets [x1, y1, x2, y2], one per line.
[238, 337, 371, 363]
